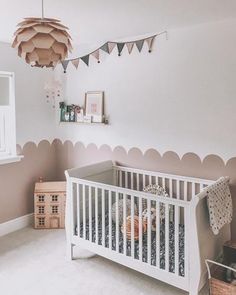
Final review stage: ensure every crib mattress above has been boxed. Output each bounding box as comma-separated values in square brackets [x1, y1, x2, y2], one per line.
[78, 214, 185, 277]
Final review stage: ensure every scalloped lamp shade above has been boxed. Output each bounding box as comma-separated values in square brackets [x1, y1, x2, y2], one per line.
[12, 17, 72, 68]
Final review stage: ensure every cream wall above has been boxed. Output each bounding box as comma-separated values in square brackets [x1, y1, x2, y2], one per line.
[55, 19, 236, 163]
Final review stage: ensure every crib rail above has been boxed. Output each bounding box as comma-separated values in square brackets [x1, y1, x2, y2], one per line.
[113, 165, 213, 201]
[68, 177, 190, 282]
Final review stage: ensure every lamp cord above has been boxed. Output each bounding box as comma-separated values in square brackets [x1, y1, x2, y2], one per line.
[42, 0, 44, 19]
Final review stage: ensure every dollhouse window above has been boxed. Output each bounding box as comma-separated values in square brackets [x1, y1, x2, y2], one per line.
[38, 206, 45, 214]
[51, 195, 58, 202]
[38, 195, 45, 202]
[38, 217, 45, 226]
[52, 206, 58, 214]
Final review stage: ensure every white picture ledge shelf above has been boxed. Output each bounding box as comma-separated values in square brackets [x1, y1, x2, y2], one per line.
[59, 121, 109, 126]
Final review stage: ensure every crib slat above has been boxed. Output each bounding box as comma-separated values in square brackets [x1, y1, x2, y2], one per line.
[162, 177, 165, 190]
[174, 205, 179, 275]
[95, 187, 98, 244]
[83, 185, 86, 239]
[109, 190, 112, 250]
[77, 183, 80, 237]
[184, 207, 189, 278]
[131, 194, 134, 258]
[123, 194, 127, 256]
[116, 191, 119, 252]
[117, 170, 120, 187]
[131, 173, 134, 190]
[155, 176, 158, 185]
[120, 170, 123, 187]
[149, 175, 152, 185]
[125, 172, 128, 189]
[143, 174, 146, 189]
[139, 196, 143, 261]
[112, 169, 116, 186]
[184, 182, 188, 201]
[176, 181, 180, 200]
[192, 183, 195, 198]
[156, 201, 160, 268]
[147, 198, 151, 264]
[102, 189, 105, 247]
[165, 203, 169, 271]
[137, 174, 140, 191]
[71, 182, 76, 235]
[169, 179, 173, 198]
[89, 186, 92, 242]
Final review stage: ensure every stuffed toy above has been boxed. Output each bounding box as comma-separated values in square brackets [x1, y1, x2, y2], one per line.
[121, 215, 147, 241]
[142, 207, 157, 231]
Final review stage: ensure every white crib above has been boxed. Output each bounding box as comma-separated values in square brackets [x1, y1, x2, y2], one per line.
[65, 161, 231, 295]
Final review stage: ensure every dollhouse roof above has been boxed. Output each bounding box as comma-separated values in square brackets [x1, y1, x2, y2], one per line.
[35, 181, 66, 193]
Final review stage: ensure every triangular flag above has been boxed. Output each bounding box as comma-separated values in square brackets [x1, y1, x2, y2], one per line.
[108, 42, 116, 54]
[71, 58, 79, 69]
[145, 36, 155, 52]
[61, 60, 69, 73]
[100, 43, 109, 53]
[126, 42, 134, 54]
[117, 43, 125, 56]
[91, 50, 100, 62]
[81, 55, 90, 66]
[135, 40, 144, 52]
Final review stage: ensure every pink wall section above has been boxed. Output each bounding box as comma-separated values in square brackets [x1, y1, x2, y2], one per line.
[0, 141, 57, 224]
[0, 139, 235, 239]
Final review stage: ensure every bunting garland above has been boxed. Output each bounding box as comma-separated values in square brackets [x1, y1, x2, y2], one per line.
[126, 42, 134, 54]
[81, 55, 90, 66]
[135, 40, 144, 52]
[108, 42, 116, 53]
[60, 31, 167, 73]
[71, 58, 79, 69]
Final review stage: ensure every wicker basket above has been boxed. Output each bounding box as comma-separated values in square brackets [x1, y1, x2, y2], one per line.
[205, 259, 236, 295]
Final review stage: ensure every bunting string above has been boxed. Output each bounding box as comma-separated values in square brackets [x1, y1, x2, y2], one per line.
[61, 30, 168, 73]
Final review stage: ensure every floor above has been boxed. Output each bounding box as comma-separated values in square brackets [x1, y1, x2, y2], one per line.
[0, 228, 209, 295]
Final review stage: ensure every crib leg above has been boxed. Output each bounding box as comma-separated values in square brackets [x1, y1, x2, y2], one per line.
[66, 243, 74, 260]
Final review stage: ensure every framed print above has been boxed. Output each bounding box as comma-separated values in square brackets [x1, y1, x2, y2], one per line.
[85, 91, 104, 123]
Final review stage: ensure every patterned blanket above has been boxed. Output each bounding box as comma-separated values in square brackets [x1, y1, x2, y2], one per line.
[77, 214, 185, 276]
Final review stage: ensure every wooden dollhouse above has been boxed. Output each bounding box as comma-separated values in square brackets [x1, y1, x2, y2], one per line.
[34, 181, 66, 229]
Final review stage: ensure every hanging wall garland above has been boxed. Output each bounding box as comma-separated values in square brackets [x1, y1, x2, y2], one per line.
[61, 31, 168, 73]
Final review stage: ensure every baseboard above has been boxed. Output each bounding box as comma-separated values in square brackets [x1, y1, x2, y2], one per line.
[0, 213, 34, 237]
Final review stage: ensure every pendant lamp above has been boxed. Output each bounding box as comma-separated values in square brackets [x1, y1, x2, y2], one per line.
[12, 0, 72, 68]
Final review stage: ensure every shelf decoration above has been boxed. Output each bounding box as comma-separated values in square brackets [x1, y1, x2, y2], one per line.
[59, 101, 108, 125]
[60, 31, 168, 73]
[85, 91, 104, 123]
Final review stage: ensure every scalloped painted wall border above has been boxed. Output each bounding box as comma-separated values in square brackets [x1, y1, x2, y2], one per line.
[5, 138, 236, 238]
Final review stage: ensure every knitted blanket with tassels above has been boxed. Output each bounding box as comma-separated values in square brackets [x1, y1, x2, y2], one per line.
[206, 177, 233, 235]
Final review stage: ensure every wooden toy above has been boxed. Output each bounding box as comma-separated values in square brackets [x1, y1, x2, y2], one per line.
[34, 180, 66, 229]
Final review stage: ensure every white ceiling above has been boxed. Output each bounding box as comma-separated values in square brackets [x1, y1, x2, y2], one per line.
[1, 0, 236, 46]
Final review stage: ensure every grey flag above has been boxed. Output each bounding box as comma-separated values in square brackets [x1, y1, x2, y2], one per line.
[61, 60, 69, 72]
[117, 43, 125, 55]
[100, 43, 109, 53]
[135, 40, 144, 52]
[81, 55, 90, 66]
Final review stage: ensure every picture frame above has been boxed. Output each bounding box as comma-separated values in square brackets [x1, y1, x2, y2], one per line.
[85, 91, 104, 123]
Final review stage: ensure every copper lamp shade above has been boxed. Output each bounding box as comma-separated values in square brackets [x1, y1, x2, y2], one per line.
[12, 17, 72, 68]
